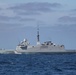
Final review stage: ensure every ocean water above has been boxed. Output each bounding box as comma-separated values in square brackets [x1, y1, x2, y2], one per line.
[0, 53, 76, 75]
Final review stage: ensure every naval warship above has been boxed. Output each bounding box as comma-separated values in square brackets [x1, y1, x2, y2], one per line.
[15, 27, 66, 54]
[0, 27, 76, 54]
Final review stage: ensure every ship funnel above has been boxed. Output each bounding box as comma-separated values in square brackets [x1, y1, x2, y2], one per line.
[37, 25, 40, 45]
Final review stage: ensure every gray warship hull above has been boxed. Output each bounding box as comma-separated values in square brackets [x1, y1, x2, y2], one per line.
[15, 49, 76, 54]
[15, 45, 76, 54]
[0, 49, 76, 54]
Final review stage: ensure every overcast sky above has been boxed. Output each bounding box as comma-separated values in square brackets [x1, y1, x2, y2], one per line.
[0, 0, 76, 49]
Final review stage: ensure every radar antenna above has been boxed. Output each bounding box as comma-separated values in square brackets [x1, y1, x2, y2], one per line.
[37, 25, 40, 45]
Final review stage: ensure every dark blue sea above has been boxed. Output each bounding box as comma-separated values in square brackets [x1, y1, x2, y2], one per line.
[0, 53, 76, 75]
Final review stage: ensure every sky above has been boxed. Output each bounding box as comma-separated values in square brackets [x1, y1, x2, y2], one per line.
[0, 0, 76, 49]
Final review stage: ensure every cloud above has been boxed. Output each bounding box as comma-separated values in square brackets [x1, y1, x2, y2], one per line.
[0, 8, 2, 10]
[0, 9, 16, 17]
[9, 2, 62, 15]
[58, 16, 76, 23]
[0, 15, 21, 21]
[0, 2, 62, 17]
[17, 11, 41, 15]
[71, 9, 76, 12]
[0, 14, 35, 22]
[0, 2, 63, 30]
[0, 3, 11, 9]
[19, 18, 35, 21]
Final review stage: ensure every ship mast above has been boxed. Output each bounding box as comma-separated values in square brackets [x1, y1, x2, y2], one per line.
[37, 25, 40, 45]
